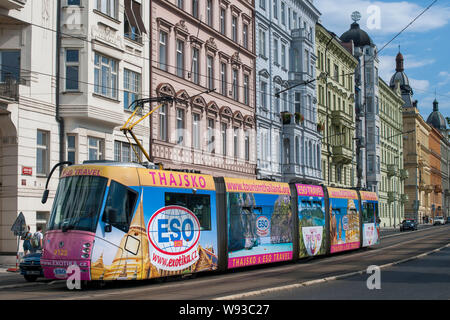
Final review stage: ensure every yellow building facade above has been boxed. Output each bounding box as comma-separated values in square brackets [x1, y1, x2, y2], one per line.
[316, 23, 358, 188]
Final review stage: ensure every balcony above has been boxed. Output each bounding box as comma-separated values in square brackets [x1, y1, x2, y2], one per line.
[0, 0, 26, 10]
[399, 169, 409, 180]
[332, 145, 353, 164]
[331, 110, 353, 127]
[434, 185, 442, 194]
[387, 164, 398, 177]
[388, 191, 397, 203]
[0, 77, 19, 102]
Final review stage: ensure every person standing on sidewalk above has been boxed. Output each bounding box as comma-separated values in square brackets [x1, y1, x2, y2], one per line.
[21, 226, 32, 255]
[31, 227, 43, 253]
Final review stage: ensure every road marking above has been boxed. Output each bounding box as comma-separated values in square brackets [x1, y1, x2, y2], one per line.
[213, 243, 450, 300]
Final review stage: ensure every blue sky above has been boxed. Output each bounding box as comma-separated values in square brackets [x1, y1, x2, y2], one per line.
[315, 0, 450, 121]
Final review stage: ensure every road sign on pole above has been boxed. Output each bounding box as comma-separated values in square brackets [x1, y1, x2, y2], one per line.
[9, 212, 27, 272]
[11, 211, 26, 236]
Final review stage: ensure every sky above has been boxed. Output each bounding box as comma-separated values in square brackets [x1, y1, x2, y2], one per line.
[314, 0, 450, 122]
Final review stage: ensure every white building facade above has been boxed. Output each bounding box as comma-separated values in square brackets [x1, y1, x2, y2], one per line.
[0, 0, 151, 262]
[255, 0, 321, 183]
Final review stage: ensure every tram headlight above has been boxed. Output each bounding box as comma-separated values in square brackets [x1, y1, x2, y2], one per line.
[82, 248, 90, 254]
[83, 243, 91, 248]
[81, 254, 90, 259]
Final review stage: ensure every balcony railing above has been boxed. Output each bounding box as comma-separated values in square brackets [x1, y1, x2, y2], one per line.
[387, 164, 398, 177]
[399, 168, 409, 180]
[332, 145, 353, 164]
[0, 77, 19, 101]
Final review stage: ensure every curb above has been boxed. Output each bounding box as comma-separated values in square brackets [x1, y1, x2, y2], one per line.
[213, 243, 450, 300]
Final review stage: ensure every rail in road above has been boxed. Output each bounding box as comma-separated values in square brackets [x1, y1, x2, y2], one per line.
[0, 225, 449, 300]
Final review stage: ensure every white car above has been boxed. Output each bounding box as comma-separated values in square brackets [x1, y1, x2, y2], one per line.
[433, 216, 445, 225]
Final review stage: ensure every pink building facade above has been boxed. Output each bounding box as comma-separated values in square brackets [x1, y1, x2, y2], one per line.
[150, 0, 256, 178]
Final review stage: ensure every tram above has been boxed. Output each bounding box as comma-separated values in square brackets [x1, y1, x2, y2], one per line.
[40, 161, 379, 281]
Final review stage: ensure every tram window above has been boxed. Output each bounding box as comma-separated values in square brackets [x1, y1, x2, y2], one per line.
[102, 180, 138, 233]
[165, 192, 211, 230]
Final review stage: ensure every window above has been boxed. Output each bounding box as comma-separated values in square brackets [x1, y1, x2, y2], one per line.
[243, 24, 249, 49]
[273, 38, 279, 64]
[96, 0, 117, 19]
[220, 62, 227, 95]
[165, 192, 211, 230]
[0, 50, 20, 82]
[260, 0, 266, 10]
[36, 212, 50, 233]
[244, 130, 249, 161]
[124, 69, 141, 110]
[260, 81, 267, 109]
[177, 0, 183, 9]
[176, 40, 184, 78]
[259, 29, 266, 57]
[67, 134, 76, 164]
[65, 49, 79, 91]
[208, 118, 215, 153]
[159, 104, 168, 141]
[220, 8, 226, 35]
[244, 74, 249, 105]
[192, 0, 199, 18]
[207, 55, 214, 90]
[102, 180, 138, 233]
[68, 0, 81, 5]
[94, 53, 118, 99]
[206, 0, 213, 26]
[37, 130, 49, 176]
[115, 140, 141, 163]
[294, 92, 301, 113]
[192, 113, 200, 149]
[273, 0, 278, 19]
[176, 108, 185, 145]
[159, 31, 168, 71]
[232, 16, 238, 42]
[281, 43, 286, 68]
[281, 2, 286, 25]
[233, 127, 239, 158]
[222, 123, 227, 156]
[232, 69, 239, 101]
[191, 47, 199, 84]
[88, 137, 104, 160]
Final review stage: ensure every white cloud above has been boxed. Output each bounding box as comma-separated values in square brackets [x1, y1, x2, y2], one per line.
[316, 0, 450, 37]
[409, 78, 430, 92]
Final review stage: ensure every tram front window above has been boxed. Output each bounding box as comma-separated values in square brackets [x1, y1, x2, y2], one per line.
[48, 176, 108, 233]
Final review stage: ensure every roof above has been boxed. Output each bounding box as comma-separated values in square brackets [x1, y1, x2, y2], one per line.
[340, 22, 373, 47]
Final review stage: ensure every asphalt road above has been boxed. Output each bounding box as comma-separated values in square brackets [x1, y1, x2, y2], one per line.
[0, 224, 448, 301]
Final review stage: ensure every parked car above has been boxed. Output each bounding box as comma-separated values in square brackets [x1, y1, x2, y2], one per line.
[400, 219, 418, 231]
[19, 252, 43, 282]
[433, 216, 445, 225]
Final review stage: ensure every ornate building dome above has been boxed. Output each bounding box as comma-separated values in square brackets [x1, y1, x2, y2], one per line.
[340, 22, 373, 47]
[427, 99, 447, 132]
[390, 51, 414, 108]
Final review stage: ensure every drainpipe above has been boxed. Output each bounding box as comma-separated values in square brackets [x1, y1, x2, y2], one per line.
[56, 0, 65, 172]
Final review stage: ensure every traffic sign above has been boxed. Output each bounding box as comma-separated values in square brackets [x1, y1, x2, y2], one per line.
[11, 212, 26, 236]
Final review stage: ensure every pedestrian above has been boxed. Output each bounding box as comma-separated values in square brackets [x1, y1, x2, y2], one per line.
[21, 226, 32, 256]
[31, 226, 44, 253]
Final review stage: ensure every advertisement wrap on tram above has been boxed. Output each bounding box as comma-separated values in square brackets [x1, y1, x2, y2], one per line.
[296, 184, 327, 258]
[360, 191, 380, 247]
[225, 178, 293, 269]
[327, 188, 361, 254]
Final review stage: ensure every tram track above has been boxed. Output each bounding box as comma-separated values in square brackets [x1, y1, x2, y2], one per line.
[1, 225, 448, 300]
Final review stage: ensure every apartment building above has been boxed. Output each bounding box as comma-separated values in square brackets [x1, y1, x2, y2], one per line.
[151, 0, 257, 178]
